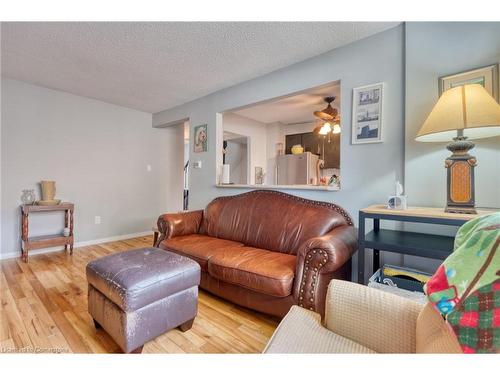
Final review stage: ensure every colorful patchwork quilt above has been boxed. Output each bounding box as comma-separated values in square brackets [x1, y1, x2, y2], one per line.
[424, 212, 500, 353]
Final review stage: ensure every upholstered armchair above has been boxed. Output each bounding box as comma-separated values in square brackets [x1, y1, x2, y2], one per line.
[265, 279, 462, 353]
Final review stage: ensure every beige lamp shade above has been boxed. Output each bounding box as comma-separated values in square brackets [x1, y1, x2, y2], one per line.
[415, 84, 500, 142]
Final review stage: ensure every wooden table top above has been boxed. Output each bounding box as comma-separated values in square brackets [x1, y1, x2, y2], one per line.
[21, 202, 74, 212]
[361, 205, 498, 221]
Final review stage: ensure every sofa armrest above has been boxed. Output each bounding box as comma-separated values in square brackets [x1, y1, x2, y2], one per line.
[293, 225, 357, 315]
[156, 210, 203, 246]
[325, 280, 422, 353]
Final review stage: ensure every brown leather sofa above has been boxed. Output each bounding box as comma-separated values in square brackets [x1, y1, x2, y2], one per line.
[156, 190, 356, 318]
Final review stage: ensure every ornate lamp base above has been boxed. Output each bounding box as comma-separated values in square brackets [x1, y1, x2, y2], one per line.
[444, 135, 477, 214]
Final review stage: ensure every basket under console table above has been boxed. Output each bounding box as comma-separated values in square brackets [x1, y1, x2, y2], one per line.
[357, 205, 495, 284]
[21, 202, 74, 262]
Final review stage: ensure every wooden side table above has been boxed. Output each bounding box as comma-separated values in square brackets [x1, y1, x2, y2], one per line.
[21, 202, 74, 262]
[357, 205, 496, 284]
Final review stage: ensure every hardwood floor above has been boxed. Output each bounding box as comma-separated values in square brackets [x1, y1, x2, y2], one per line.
[0, 236, 279, 353]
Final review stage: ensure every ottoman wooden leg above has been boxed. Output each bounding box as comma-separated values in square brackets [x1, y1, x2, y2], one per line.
[153, 231, 159, 247]
[130, 345, 143, 354]
[179, 318, 195, 332]
[93, 319, 102, 329]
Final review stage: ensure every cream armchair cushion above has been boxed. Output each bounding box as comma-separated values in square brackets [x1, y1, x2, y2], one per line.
[324, 279, 422, 353]
[264, 280, 461, 354]
[264, 306, 375, 353]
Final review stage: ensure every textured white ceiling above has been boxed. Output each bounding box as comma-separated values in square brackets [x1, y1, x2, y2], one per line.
[1, 22, 398, 113]
[233, 81, 341, 125]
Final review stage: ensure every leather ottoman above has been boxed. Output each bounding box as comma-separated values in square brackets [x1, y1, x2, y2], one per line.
[86, 247, 200, 353]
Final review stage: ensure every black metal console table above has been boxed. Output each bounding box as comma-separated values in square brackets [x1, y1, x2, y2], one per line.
[357, 205, 494, 284]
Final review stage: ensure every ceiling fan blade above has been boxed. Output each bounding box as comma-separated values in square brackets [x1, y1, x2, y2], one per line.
[286, 120, 315, 126]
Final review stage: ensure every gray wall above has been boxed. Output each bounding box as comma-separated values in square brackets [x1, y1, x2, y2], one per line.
[4, 23, 497, 273]
[403, 22, 500, 272]
[153, 23, 500, 279]
[1, 78, 181, 257]
[154, 25, 405, 221]
[153, 25, 406, 279]
[406, 22, 500, 210]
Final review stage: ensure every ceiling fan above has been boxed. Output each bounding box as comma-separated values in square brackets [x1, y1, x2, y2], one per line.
[285, 96, 341, 130]
[313, 96, 341, 136]
[314, 96, 338, 120]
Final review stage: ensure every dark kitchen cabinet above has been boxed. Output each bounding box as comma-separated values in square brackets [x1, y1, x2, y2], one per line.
[285, 132, 339, 169]
[285, 134, 302, 154]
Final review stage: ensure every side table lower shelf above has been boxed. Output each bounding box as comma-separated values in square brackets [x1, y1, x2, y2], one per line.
[363, 229, 454, 260]
[22, 234, 74, 262]
[24, 235, 74, 250]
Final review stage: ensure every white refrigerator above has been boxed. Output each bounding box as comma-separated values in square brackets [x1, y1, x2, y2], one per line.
[276, 152, 319, 185]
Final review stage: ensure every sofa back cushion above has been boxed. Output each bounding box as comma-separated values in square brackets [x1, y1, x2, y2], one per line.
[201, 190, 352, 255]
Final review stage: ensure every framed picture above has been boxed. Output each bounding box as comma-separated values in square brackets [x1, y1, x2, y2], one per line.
[351, 82, 384, 144]
[439, 64, 499, 101]
[194, 124, 208, 153]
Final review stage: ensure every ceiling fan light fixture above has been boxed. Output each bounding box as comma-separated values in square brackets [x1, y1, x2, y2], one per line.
[318, 122, 332, 135]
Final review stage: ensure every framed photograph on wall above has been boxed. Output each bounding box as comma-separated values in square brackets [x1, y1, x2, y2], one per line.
[351, 82, 384, 144]
[194, 124, 208, 153]
[439, 64, 499, 101]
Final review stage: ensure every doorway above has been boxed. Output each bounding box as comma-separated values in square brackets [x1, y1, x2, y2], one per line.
[223, 131, 249, 184]
[158, 119, 189, 213]
[183, 122, 190, 210]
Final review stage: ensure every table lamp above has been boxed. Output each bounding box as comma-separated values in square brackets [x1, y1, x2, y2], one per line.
[415, 84, 500, 214]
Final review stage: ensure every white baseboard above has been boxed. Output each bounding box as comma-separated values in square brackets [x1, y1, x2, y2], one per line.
[0, 231, 153, 260]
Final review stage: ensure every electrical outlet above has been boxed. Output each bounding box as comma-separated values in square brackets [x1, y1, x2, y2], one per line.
[95, 216, 101, 224]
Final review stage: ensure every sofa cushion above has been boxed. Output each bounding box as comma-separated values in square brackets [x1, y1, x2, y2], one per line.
[207, 246, 296, 297]
[160, 234, 244, 271]
[264, 306, 376, 353]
